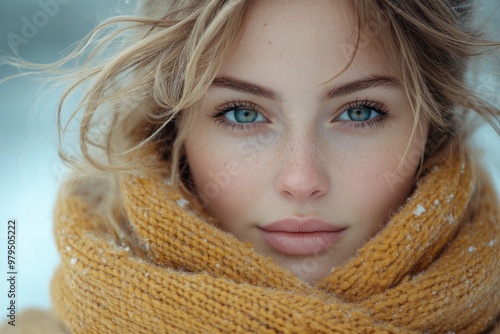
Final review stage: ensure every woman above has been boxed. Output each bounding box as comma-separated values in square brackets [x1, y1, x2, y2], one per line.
[3, 0, 500, 332]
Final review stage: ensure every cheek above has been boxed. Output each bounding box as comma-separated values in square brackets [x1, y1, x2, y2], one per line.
[342, 156, 412, 214]
[184, 135, 263, 222]
[334, 132, 425, 227]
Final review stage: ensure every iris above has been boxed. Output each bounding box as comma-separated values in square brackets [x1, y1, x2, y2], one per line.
[346, 106, 373, 121]
[232, 109, 260, 123]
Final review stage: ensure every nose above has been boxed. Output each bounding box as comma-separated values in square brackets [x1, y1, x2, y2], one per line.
[274, 136, 330, 202]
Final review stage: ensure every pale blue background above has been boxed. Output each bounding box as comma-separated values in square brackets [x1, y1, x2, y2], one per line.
[0, 0, 132, 312]
[0, 0, 499, 312]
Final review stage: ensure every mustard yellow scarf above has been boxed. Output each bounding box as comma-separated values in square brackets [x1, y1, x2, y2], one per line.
[51, 152, 500, 333]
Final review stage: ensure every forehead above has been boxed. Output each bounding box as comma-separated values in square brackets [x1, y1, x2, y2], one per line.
[218, 0, 394, 92]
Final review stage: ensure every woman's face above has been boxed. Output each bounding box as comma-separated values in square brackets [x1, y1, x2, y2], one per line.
[182, 0, 428, 282]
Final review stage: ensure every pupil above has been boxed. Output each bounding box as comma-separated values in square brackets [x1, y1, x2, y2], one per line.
[235, 109, 257, 123]
[349, 107, 370, 121]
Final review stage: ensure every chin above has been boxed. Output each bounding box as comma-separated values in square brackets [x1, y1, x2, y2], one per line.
[293, 265, 333, 283]
[274, 255, 338, 283]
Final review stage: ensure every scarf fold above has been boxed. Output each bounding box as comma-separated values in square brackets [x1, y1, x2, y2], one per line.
[51, 151, 500, 333]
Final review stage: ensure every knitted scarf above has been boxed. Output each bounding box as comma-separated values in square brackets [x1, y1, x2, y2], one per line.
[51, 151, 500, 333]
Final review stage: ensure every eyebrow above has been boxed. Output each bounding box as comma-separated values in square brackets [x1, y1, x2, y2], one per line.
[210, 75, 400, 101]
[211, 76, 282, 101]
[321, 75, 400, 100]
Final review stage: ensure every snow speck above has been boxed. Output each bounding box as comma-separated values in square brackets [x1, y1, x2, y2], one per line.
[433, 199, 440, 206]
[125, 247, 130, 252]
[446, 194, 454, 203]
[70, 258, 77, 265]
[489, 240, 496, 247]
[66, 246, 71, 251]
[163, 179, 173, 186]
[445, 214, 454, 224]
[215, 263, 220, 269]
[467, 246, 476, 253]
[176, 198, 189, 208]
[414, 204, 426, 216]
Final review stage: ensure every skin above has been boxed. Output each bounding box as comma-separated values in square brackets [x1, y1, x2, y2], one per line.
[182, 0, 429, 282]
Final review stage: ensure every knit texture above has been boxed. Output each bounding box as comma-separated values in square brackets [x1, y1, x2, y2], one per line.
[51, 152, 500, 333]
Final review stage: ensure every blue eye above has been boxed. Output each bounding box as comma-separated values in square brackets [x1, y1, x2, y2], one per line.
[333, 100, 389, 129]
[212, 101, 267, 131]
[224, 108, 266, 124]
[338, 106, 380, 122]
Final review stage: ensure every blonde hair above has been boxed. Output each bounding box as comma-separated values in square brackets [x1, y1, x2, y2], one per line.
[3, 0, 499, 243]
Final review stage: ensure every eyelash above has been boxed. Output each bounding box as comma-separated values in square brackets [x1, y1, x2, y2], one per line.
[211, 99, 390, 131]
[211, 100, 266, 132]
[333, 99, 390, 130]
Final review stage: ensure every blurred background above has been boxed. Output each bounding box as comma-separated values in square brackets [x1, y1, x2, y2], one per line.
[0, 0, 135, 312]
[0, 0, 499, 313]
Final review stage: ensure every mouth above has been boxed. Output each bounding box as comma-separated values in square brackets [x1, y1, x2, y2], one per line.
[258, 218, 346, 256]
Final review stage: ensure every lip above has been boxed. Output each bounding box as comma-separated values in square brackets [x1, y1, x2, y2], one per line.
[259, 218, 346, 255]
